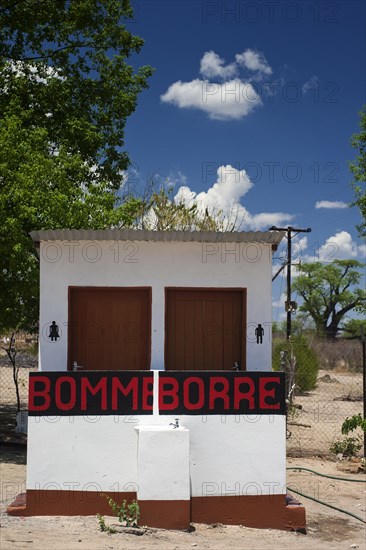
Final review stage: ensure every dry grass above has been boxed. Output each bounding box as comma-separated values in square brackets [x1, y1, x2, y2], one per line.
[310, 338, 363, 372]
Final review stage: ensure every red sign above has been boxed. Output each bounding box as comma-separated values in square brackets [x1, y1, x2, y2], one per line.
[29, 371, 285, 416]
[159, 372, 285, 415]
[29, 372, 153, 416]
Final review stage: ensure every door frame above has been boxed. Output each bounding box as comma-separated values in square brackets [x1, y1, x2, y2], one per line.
[164, 287, 247, 371]
[67, 286, 152, 371]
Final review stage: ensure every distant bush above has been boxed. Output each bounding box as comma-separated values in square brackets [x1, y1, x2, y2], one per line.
[310, 338, 362, 371]
[273, 336, 319, 392]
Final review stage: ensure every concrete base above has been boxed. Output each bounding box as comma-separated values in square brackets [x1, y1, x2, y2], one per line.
[7, 490, 135, 517]
[139, 500, 191, 530]
[7, 491, 306, 532]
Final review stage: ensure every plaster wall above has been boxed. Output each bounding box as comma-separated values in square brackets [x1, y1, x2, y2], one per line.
[27, 413, 286, 496]
[38, 240, 273, 372]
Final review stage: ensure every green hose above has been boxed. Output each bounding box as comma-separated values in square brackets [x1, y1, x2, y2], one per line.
[286, 466, 366, 482]
[286, 466, 366, 524]
[287, 485, 366, 525]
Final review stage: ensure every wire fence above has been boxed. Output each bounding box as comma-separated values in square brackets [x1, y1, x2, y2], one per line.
[0, 352, 37, 443]
[0, 340, 364, 457]
[286, 367, 364, 457]
[0, 358, 37, 409]
[278, 337, 364, 457]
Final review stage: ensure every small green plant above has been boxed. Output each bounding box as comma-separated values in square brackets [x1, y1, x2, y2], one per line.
[330, 414, 365, 458]
[341, 413, 366, 435]
[97, 495, 140, 534]
[97, 513, 116, 534]
[104, 495, 139, 526]
[330, 437, 362, 457]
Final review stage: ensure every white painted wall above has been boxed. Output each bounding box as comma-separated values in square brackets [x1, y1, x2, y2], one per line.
[27, 415, 139, 493]
[27, 413, 286, 496]
[39, 240, 273, 372]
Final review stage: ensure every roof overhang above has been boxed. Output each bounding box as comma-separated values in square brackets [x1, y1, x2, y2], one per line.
[30, 228, 285, 251]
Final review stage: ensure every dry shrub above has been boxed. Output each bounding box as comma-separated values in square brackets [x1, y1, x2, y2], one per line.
[273, 336, 319, 392]
[310, 338, 362, 371]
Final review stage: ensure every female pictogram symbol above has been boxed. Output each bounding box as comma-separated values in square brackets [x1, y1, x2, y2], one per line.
[48, 321, 60, 342]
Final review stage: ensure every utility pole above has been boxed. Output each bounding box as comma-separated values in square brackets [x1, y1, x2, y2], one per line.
[269, 226, 311, 339]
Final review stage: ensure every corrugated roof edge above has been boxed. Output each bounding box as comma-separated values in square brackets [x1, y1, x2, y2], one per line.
[29, 228, 285, 247]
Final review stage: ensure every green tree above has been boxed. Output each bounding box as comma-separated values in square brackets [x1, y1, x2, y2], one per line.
[278, 314, 316, 337]
[293, 260, 366, 340]
[0, 0, 153, 332]
[349, 106, 366, 237]
[0, 0, 153, 187]
[341, 318, 366, 339]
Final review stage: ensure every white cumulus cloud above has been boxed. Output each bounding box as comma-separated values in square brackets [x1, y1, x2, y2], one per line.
[302, 231, 365, 262]
[174, 164, 293, 230]
[161, 48, 273, 121]
[161, 78, 261, 120]
[235, 49, 272, 76]
[200, 51, 237, 79]
[321, 231, 365, 260]
[315, 200, 348, 209]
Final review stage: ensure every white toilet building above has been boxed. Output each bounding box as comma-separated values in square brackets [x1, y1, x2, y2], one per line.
[8, 229, 305, 531]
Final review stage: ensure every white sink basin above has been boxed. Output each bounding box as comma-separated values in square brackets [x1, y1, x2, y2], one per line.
[135, 425, 188, 432]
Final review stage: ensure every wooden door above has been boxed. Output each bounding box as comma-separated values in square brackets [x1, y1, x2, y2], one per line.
[165, 289, 246, 371]
[68, 287, 151, 371]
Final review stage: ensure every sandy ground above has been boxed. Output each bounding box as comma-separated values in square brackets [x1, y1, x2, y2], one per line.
[0, 447, 365, 550]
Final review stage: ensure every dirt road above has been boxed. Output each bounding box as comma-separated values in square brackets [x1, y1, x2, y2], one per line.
[1, 447, 365, 550]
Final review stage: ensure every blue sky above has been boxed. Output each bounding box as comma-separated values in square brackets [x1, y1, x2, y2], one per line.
[122, 0, 365, 322]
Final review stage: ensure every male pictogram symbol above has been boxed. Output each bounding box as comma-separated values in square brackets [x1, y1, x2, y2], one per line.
[255, 323, 264, 344]
[48, 321, 60, 342]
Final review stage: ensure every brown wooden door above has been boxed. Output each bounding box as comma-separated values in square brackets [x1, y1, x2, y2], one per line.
[165, 289, 246, 371]
[68, 287, 151, 371]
